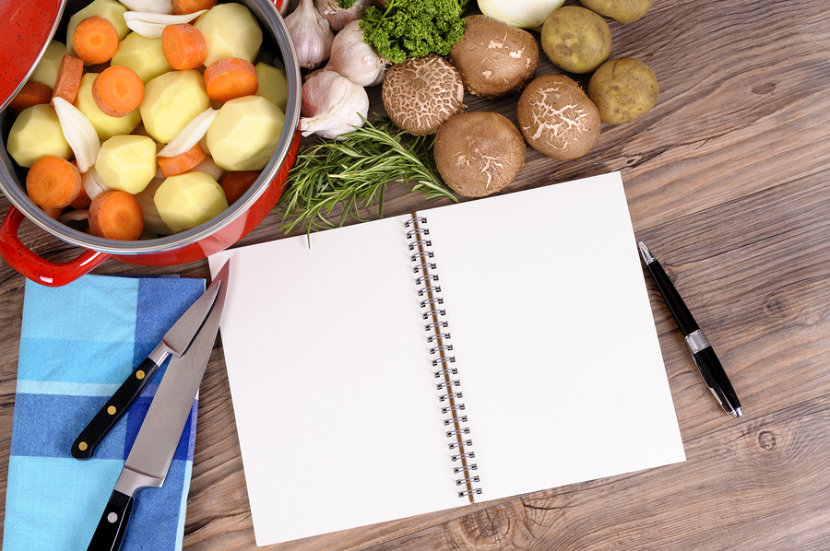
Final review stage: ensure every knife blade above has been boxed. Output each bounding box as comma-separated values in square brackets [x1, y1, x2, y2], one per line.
[72, 274, 222, 460]
[86, 260, 229, 551]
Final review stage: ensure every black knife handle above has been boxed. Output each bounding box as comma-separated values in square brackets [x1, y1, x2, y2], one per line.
[72, 357, 159, 459]
[88, 490, 134, 551]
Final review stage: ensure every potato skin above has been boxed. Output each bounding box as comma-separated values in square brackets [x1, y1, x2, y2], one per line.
[541, 6, 611, 74]
[434, 111, 525, 198]
[580, 0, 653, 23]
[588, 58, 659, 125]
[449, 15, 539, 99]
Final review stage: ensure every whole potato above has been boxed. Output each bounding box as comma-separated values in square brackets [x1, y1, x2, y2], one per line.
[580, 0, 653, 23]
[541, 6, 611, 74]
[588, 58, 659, 125]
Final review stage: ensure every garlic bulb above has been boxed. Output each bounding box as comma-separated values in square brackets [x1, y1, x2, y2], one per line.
[285, 0, 333, 69]
[52, 97, 100, 173]
[124, 9, 206, 38]
[325, 20, 388, 87]
[300, 70, 369, 139]
[478, 0, 566, 29]
[315, 0, 368, 32]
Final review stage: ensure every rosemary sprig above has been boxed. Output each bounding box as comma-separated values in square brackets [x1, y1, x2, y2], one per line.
[279, 117, 456, 233]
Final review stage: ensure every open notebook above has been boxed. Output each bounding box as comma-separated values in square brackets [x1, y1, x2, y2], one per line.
[208, 172, 686, 546]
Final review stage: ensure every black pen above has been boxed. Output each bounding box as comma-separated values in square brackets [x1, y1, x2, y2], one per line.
[637, 241, 742, 418]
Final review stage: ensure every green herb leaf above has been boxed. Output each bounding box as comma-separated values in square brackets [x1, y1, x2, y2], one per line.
[279, 117, 456, 234]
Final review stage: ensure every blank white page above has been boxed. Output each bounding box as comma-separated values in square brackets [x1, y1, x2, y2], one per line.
[208, 215, 460, 546]
[421, 172, 686, 501]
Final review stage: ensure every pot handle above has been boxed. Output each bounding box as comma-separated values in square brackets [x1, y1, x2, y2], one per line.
[272, 0, 289, 15]
[0, 206, 110, 287]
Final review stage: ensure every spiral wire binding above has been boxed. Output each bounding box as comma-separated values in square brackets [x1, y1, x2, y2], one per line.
[406, 215, 482, 500]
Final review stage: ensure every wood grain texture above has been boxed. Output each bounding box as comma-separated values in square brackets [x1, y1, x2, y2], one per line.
[2, 0, 830, 549]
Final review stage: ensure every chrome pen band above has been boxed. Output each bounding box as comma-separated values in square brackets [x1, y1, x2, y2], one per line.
[685, 329, 710, 354]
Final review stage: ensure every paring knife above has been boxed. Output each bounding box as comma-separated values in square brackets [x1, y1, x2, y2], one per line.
[86, 260, 229, 551]
[72, 274, 222, 460]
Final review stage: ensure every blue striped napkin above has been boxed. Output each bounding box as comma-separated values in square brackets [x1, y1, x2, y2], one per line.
[3, 274, 205, 551]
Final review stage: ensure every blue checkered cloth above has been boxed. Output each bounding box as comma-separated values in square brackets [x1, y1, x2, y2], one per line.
[3, 274, 205, 550]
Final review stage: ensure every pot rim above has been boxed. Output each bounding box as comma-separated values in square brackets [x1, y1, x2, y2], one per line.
[0, 0, 302, 256]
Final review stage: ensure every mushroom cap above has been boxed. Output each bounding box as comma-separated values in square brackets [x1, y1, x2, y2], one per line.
[449, 15, 540, 99]
[382, 54, 465, 136]
[517, 74, 601, 160]
[434, 111, 526, 198]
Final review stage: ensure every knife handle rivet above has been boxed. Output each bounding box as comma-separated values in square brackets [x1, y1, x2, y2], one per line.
[136, 370, 146, 380]
[107, 405, 117, 415]
[78, 441, 88, 451]
[107, 512, 118, 524]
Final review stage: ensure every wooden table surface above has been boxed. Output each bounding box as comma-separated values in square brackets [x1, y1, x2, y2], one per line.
[2, 0, 830, 549]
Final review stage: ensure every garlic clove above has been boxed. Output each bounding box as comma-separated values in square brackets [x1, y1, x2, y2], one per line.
[158, 107, 218, 157]
[117, 0, 174, 14]
[124, 9, 207, 38]
[52, 97, 101, 173]
[82, 168, 109, 201]
[285, 0, 333, 69]
[299, 70, 369, 139]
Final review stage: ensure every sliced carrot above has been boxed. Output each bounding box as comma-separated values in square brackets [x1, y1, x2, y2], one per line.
[157, 143, 208, 177]
[70, 184, 92, 209]
[42, 206, 65, 220]
[52, 55, 84, 104]
[26, 156, 82, 209]
[92, 65, 145, 117]
[9, 81, 53, 113]
[172, 0, 217, 15]
[89, 190, 144, 240]
[220, 171, 259, 204]
[204, 58, 258, 103]
[73, 16, 119, 65]
[162, 24, 207, 70]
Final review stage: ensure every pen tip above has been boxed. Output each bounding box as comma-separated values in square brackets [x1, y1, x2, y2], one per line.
[733, 407, 743, 418]
[637, 241, 654, 264]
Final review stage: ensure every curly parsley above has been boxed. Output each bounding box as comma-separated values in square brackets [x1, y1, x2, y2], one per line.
[359, 0, 468, 64]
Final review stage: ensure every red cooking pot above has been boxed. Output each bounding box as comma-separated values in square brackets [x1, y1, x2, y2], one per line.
[0, 0, 300, 286]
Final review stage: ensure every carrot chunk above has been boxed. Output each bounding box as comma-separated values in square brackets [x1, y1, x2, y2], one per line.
[89, 190, 145, 240]
[162, 24, 207, 70]
[73, 16, 119, 64]
[26, 156, 83, 209]
[92, 66, 145, 117]
[9, 81, 53, 113]
[172, 0, 217, 15]
[204, 58, 258, 103]
[157, 143, 208, 177]
[52, 55, 85, 104]
[220, 171, 259, 204]
[70, 184, 92, 209]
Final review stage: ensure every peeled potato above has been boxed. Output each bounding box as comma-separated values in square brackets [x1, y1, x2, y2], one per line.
[29, 41, 67, 89]
[66, 0, 128, 55]
[111, 32, 172, 83]
[95, 135, 157, 194]
[154, 171, 229, 233]
[195, 3, 263, 65]
[255, 62, 288, 112]
[76, 73, 142, 140]
[140, 70, 210, 143]
[134, 178, 171, 235]
[7, 104, 72, 167]
[207, 95, 284, 171]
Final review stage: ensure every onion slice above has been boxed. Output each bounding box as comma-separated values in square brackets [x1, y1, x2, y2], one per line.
[118, 0, 173, 14]
[158, 107, 218, 157]
[124, 9, 207, 38]
[82, 168, 109, 201]
[52, 97, 100, 173]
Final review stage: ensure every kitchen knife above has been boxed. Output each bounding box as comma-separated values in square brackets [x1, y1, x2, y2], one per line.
[71, 274, 222, 460]
[86, 259, 229, 551]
